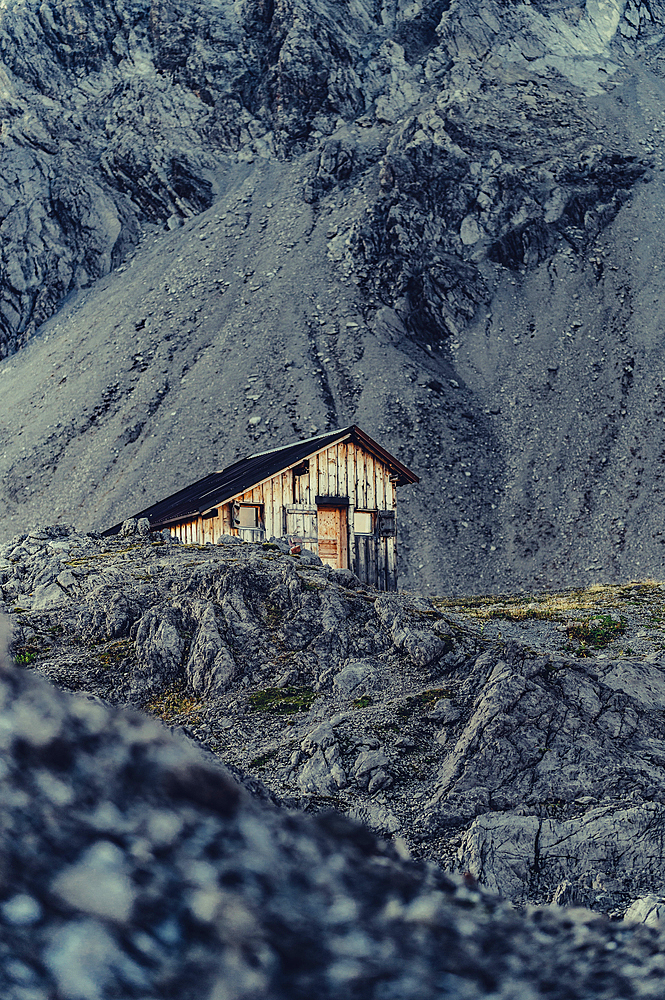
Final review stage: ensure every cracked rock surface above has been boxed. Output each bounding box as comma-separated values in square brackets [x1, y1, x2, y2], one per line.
[7, 525, 665, 923]
[10, 631, 665, 1000]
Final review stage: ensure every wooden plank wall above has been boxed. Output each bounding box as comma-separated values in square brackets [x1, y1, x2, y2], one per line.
[291, 442, 393, 511]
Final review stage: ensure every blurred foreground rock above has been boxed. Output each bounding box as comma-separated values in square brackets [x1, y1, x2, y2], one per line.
[6, 627, 665, 998]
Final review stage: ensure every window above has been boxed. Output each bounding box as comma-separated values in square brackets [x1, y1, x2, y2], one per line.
[354, 510, 374, 535]
[232, 503, 263, 529]
[238, 505, 260, 528]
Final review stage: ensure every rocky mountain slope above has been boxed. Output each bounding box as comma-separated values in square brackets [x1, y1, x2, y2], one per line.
[7, 522, 665, 923]
[2, 0, 665, 592]
[9, 616, 665, 1000]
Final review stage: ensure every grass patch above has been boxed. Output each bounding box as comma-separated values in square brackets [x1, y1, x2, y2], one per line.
[248, 686, 318, 715]
[65, 546, 141, 567]
[249, 750, 278, 769]
[145, 683, 205, 724]
[563, 615, 627, 656]
[433, 579, 665, 622]
[98, 639, 134, 667]
[12, 634, 54, 664]
[396, 687, 452, 719]
[374, 722, 400, 734]
[298, 576, 327, 591]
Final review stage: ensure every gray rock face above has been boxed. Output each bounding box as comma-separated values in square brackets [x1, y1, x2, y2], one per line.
[4, 0, 665, 598]
[0, 0, 376, 357]
[185, 601, 238, 697]
[332, 659, 379, 699]
[624, 895, 665, 926]
[11, 528, 665, 926]
[353, 748, 393, 793]
[133, 604, 185, 698]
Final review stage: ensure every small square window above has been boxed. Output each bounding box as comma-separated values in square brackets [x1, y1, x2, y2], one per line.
[238, 506, 259, 528]
[354, 510, 374, 535]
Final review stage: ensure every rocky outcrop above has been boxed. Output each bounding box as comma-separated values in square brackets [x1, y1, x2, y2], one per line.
[0, 0, 370, 356]
[9, 527, 665, 923]
[350, 116, 644, 345]
[0, 0, 658, 359]
[9, 642, 665, 999]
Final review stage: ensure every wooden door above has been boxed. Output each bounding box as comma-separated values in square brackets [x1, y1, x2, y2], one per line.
[317, 506, 348, 569]
[285, 506, 318, 555]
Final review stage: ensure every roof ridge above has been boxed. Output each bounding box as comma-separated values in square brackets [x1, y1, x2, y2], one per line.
[243, 425, 353, 462]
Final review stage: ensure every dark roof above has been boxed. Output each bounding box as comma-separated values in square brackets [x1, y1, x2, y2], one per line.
[103, 425, 418, 535]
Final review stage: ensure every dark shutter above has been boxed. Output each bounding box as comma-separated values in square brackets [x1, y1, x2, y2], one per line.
[377, 510, 396, 537]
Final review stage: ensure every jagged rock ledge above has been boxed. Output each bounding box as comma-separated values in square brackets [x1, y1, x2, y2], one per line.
[5, 524, 665, 928]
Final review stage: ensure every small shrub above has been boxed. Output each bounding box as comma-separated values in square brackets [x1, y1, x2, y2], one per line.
[145, 683, 204, 724]
[13, 651, 37, 665]
[98, 639, 133, 667]
[248, 686, 317, 715]
[564, 615, 626, 655]
[353, 695, 372, 709]
[396, 687, 452, 719]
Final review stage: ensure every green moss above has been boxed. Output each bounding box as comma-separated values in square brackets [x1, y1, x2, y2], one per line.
[353, 695, 372, 709]
[249, 750, 278, 769]
[263, 600, 284, 626]
[248, 686, 318, 715]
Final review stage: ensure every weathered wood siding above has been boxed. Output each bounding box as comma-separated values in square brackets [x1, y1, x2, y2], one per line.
[169, 438, 400, 589]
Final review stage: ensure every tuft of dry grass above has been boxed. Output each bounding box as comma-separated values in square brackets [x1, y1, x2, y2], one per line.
[432, 579, 665, 623]
[145, 683, 205, 724]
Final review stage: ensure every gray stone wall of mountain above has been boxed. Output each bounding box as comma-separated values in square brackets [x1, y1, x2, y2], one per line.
[2, 0, 665, 592]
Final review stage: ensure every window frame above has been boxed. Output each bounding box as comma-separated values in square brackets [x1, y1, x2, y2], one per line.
[353, 509, 376, 536]
[232, 502, 265, 530]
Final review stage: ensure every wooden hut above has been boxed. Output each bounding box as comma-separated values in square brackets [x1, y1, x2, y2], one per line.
[105, 425, 418, 591]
